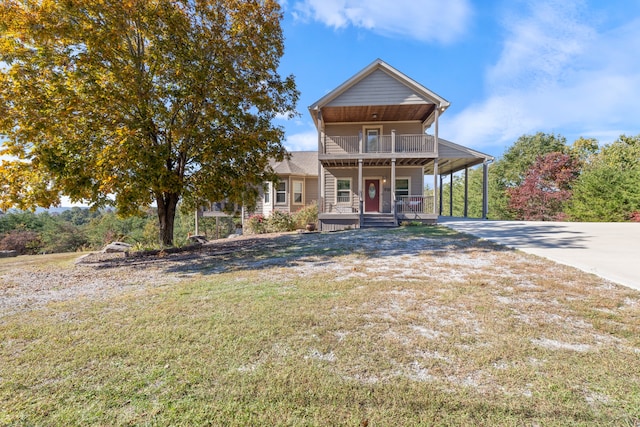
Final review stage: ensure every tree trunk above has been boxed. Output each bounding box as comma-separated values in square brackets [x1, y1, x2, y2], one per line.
[156, 192, 180, 246]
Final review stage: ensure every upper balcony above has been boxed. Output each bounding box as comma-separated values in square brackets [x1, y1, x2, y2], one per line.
[319, 132, 437, 167]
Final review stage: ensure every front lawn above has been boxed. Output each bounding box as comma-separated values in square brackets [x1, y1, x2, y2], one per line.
[1, 227, 639, 426]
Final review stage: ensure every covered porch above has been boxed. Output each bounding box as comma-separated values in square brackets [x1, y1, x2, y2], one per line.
[317, 138, 493, 230]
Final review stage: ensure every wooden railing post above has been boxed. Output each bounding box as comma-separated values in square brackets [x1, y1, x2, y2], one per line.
[391, 129, 396, 154]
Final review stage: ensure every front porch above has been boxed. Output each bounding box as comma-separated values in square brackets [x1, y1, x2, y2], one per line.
[318, 195, 438, 231]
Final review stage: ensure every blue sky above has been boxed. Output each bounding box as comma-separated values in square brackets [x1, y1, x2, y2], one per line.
[274, 0, 640, 159]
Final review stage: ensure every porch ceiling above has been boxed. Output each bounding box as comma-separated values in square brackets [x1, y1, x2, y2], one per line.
[320, 104, 435, 123]
[424, 157, 486, 175]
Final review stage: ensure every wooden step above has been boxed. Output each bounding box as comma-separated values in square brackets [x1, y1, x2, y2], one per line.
[360, 214, 397, 228]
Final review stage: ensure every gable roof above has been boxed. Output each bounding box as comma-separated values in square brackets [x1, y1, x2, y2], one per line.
[309, 59, 450, 126]
[270, 151, 317, 176]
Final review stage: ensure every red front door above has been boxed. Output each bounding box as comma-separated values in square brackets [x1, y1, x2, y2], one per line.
[364, 179, 380, 212]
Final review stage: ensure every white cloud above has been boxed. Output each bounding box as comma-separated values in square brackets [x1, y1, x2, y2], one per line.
[487, 1, 594, 92]
[284, 127, 318, 151]
[444, 1, 640, 150]
[292, 0, 472, 44]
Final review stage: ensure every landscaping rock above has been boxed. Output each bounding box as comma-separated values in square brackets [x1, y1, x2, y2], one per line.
[102, 242, 132, 253]
[188, 235, 208, 244]
[0, 250, 18, 258]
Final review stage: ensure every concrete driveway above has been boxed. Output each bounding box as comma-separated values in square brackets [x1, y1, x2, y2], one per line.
[438, 217, 640, 292]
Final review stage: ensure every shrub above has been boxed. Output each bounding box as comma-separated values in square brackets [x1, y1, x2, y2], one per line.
[294, 203, 318, 228]
[265, 210, 296, 233]
[246, 214, 266, 234]
[400, 221, 422, 227]
[0, 230, 43, 255]
[40, 222, 89, 253]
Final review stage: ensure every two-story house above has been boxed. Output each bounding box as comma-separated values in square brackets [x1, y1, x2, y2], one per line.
[204, 59, 493, 231]
[308, 59, 493, 231]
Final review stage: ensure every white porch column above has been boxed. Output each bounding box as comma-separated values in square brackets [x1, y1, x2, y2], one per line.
[434, 104, 441, 217]
[317, 110, 324, 220]
[434, 105, 440, 156]
[391, 129, 396, 154]
[433, 159, 439, 215]
[391, 158, 396, 215]
[358, 159, 363, 214]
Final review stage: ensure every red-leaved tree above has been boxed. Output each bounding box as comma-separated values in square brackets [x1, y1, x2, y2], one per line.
[507, 152, 581, 221]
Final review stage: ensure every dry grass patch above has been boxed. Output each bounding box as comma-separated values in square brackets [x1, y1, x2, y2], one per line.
[1, 226, 639, 425]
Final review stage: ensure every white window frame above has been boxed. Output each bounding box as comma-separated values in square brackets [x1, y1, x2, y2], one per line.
[276, 181, 287, 204]
[336, 178, 352, 204]
[264, 182, 271, 205]
[292, 180, 304, 205]
[395, 177, 411, 198]
[363, 126, 383, 153]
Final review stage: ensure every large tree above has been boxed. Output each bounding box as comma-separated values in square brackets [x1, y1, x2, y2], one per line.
[490, 132, 568, 219]
[568, 134, 640, 222]
[0, 0, 298, 245]
[507, 152, 580, 221]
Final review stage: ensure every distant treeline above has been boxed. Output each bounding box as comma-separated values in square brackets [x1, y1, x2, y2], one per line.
[0, 208, 234, 255]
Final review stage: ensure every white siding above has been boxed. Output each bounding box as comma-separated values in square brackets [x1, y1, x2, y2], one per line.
[327, 69, 428, 107]
[389, 122, 423, 134]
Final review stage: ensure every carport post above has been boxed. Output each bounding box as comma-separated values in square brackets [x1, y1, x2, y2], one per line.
[449, 171, 453, 216]
[482, 161, 489, 219]
[464, 166, 469, 218]
[439, 175, 444, 216]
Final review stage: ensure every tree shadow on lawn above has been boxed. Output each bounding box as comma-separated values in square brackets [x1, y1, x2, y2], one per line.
[85, 226, 513, 275]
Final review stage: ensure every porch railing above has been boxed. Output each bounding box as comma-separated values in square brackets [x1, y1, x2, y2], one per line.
[319, 196, 359, 214]
[323, 134, 436, 155]
[319, 195, 436, 215]
[396, 196, 436, 215]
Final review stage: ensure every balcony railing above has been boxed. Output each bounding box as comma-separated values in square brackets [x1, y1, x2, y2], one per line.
[323, 133, 436, 155]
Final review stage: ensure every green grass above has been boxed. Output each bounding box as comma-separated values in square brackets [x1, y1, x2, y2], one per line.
[1, 226, 639, 426]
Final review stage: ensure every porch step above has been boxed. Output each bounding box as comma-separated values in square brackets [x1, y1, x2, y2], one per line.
[361, 214, 397, 228]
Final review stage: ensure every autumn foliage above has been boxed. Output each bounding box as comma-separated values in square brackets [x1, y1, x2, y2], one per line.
[0, 0, 298, 245]
[507, 152, 580, 221]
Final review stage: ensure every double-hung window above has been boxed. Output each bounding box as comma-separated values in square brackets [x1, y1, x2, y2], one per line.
[336, 178, 351, 203]
[396, 178, 410, 198]
[276, 181, 286, 204]
[264, 183, 271, 204]
[293, 180, 303, 204]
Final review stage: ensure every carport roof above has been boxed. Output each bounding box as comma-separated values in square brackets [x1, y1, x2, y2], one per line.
[424, 138, 494, 175]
